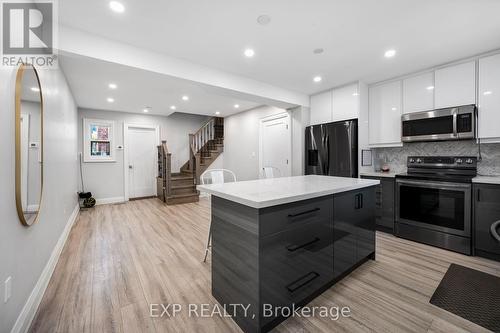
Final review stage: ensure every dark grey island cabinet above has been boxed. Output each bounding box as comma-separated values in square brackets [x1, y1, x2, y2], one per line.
[203, 176, 378, 333]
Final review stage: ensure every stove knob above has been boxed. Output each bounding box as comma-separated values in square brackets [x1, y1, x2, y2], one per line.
[466, 158, 474, 164]
[416, 158, 423, 164]
[409, 158, 415, 163]
[456, 158, 463, 164]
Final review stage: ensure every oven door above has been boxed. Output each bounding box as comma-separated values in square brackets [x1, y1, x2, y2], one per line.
[396, 179, 471, 237]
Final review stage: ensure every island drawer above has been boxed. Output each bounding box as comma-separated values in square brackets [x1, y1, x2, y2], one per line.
[260, 221, 334, 325]
[259, 195, 334, 237]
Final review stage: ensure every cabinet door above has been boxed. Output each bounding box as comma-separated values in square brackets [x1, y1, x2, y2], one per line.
[368, 81, 402, 146]
[333, 191, 357, 279]
[333, 83, 359, 121]
[379, 179, 395, 231]
[356, 188, 376, 260]
[474, 184, 500, 256]
[403, 72, 434, 114]
[435, 61, 476, 109]
[310, 90, 333, 126]
[478, 54, 500, 141]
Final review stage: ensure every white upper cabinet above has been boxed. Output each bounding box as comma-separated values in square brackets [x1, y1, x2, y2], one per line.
[403, 72, 434, 114]
[369, 81, 402, 147]
[435, 61, 476, 109]
[478, 54, 500, 141]
[310, 90, 333, 125]
[332, 83, 359, 121]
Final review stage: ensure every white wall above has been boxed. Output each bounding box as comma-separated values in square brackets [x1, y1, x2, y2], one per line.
[223, 105, 307, 181]
[77, 108, 209, 201]
[0, 67, 79, 333]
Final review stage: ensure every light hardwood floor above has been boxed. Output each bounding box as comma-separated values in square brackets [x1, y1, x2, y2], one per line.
[30, 198, 500, 333]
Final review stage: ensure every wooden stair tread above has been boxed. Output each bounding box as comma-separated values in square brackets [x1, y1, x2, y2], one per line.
[171, 176, 194, 181]
[167, 192, 199, 199]
[171, 184, 196, 189]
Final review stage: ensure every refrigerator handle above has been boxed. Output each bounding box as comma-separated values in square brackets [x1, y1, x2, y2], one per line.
[326, 134, 330, 175]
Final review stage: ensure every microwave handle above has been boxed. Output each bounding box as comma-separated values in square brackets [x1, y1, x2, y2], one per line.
[452, 108, 458, 137]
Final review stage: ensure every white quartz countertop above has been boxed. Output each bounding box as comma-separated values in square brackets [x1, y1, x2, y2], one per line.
[360, 171, 398, 178]
[472, 176, 500, 185]
[197, 175, 380, 209]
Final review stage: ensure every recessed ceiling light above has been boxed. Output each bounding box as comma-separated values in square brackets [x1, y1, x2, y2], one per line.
[109, 1, 125, 13]
[352, 92, 359, 96]
[257, 15, 271, 25]
[182, 95, 189, 101]
[244, 48, 255, 58]
[483, 91, 492, 95]
[384, 49, 396, 58]
[31, 87, 40, 92]
[107, 97, 115, 103]
[313, 48, 324, 55]
[170, 105, 177, 110]
[313, 76, 322, 83]
[234, 104, 240, 109]
[426, 86, 435, 90]
[215, 111, 221, 115]
[108, 83, 117, 89]
[391, 107, 397, 111]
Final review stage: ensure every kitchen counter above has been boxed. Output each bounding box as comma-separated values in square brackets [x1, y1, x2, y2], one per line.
[360, 171, 398, 178]
[197, 175, 379, 208]
[203, 175, 378, 333]
[472, 176, 500, 185]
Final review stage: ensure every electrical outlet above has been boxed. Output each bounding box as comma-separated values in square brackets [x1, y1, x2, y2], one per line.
[4, 277, 12, 303]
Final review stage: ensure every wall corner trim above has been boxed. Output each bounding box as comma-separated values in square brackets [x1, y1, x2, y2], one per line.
[10, 203, 80, 333]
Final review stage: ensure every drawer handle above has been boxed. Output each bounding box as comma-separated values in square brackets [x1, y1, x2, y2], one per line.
[286, 237, 320, 252]
[288, 208, 320, 218]
[491, 220, 500, 243]
[286, 272, 320, 293]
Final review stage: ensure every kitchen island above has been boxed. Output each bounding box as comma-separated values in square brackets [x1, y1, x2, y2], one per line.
[197, 175, 379, 333]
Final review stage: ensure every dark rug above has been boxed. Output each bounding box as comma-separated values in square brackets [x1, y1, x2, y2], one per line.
[430, 264, 500, 333]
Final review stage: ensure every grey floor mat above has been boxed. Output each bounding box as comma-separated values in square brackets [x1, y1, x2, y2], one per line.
[430, 263, 500, 333]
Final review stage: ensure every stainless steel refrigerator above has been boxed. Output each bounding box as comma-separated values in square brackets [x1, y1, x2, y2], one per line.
[305, 119, 358, 177]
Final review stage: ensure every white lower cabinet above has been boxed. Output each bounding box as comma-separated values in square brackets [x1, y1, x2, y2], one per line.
[369, 81, 402, 147]
[478, 54, 500, 142]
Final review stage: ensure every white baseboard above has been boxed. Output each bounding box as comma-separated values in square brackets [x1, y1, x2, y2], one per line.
[95, 196, 125, 205]
[10, 203, 80, 333]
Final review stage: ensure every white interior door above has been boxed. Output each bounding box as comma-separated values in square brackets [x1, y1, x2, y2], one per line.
[127, 127, 157, 199]
[260, 114, 291, 177]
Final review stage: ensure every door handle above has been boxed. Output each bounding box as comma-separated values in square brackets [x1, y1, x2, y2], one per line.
[491, 220, 500, 243]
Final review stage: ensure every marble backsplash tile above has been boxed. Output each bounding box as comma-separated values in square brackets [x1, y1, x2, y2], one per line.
[373, 141, 500, 176]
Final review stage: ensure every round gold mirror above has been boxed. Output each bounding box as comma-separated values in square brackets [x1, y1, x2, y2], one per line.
[15, 64, 43, 226]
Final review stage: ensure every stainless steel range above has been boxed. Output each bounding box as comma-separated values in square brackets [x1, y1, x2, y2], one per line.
[395, 156, 477, 255]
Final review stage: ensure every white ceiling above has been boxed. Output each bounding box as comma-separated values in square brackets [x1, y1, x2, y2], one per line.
[59, 53, 261, 116]
[59, 0, 500, 95]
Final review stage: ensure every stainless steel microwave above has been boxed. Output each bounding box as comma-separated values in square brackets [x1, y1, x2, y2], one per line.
[401, 104, 476, 142]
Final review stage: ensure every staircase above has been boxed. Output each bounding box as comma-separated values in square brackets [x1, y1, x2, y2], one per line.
[157, 117, 224, 205]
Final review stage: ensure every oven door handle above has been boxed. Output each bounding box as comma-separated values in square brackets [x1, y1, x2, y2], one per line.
[491, 220, 500, 243]
[396, 178, 471, 190]
[452, 108, 458, 137]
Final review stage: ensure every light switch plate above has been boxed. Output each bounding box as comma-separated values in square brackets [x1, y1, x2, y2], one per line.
[4, 276, 12, 303]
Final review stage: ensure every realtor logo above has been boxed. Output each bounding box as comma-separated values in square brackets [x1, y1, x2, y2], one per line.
[1, 0, 58, 68]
